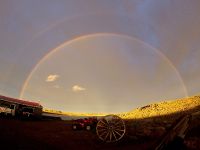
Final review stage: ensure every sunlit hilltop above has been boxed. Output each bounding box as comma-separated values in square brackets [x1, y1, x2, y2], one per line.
[43, 108, 108, 117]
[119, 95, 200, 119]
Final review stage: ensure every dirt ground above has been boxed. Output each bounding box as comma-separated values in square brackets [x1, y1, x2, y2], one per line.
[0, 118, 199, 150]
[0, 118, 156, 150]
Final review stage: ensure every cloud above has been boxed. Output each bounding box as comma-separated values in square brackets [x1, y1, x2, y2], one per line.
[46, 74, 59, 82]
[72, 85, 86, 92]
[53, 85, 60, 89]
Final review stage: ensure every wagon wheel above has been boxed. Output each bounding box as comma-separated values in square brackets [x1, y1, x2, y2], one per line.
[96, 115, 126, 143]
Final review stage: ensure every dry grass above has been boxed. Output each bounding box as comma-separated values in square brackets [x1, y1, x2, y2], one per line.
[119, 95, 200, 119]
[43, 108, 108, 117]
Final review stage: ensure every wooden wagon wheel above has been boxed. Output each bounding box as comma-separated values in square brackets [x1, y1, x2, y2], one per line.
[96, 115, 126, 143]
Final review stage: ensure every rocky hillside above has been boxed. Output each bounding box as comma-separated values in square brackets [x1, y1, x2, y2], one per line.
[119, 95, 200, 119]
[117, 95, 200, 148]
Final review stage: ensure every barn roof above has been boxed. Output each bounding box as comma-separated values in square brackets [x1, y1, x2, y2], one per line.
[0, 95, 42, 108]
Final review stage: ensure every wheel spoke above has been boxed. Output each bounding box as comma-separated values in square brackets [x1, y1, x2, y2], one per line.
[103, 131, 110, 141]
[114, 121, 123, 126]
[112, 130, 117, 141]
[97, 128, 107, 133]
[113, 130, 123, 136]
[99, 130, 107, 138]
[97, 124, 107, 129]
[99, 120, 107, 125]
[114, 128, 125, 132]
[116, 129, 125, 132]
[109, 131, 113, 142]
[114, 125, 124, 129]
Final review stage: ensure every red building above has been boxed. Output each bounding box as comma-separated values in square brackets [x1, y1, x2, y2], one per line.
[0, 95, 43, 118]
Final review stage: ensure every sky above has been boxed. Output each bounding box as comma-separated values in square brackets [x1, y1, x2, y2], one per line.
[0, 0, 200, 113]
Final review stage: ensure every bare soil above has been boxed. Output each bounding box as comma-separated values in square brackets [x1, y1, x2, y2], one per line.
[0, 118, 155, 150]
[0, 116, 199, 150]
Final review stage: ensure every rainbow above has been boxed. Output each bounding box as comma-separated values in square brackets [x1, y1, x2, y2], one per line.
[19, 33, 188, 99]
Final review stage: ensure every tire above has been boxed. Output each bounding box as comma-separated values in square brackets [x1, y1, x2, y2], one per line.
[72, 125, 77, 130]
[86, 125, 91, 131]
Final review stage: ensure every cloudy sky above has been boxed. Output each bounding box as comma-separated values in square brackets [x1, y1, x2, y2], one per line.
[0, 0, 200, 113]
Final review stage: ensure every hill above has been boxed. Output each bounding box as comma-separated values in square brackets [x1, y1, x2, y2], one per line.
[43, 108, 108, 117]
[119, 95, 200, 119]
